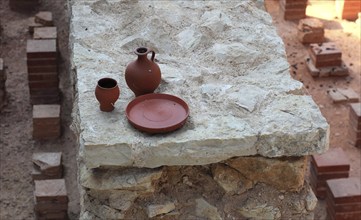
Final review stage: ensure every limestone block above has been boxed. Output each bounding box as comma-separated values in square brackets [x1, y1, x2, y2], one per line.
[147, 202, 176, 218]
[71, 0, 328, 168]
[226, 156, 307, 191]
[195, 198, 222, 220]
[80, 165, 163, 192]
[211, 163, 253, 194]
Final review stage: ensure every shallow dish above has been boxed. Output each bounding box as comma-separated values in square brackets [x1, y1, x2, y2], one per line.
[125, 93, 189, 134]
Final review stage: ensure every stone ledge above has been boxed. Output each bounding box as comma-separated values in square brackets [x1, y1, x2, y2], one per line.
[70, 0, 329, 168]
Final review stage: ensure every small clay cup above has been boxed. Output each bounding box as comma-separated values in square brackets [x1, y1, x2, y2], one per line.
[95, 78, 120, 112]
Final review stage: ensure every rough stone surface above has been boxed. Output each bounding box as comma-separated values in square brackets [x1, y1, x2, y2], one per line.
[226, 156, 307, 191]
[195, 198, 222, 220]
[211, 163, 253, 194]
[79, 164, 163, 192]
[239, 203, 281, 220]
[70, 0, 329, 169]
[147, 202, 176, 218]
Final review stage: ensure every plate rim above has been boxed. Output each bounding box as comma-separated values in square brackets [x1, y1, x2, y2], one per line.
[125, 93, 190, 134]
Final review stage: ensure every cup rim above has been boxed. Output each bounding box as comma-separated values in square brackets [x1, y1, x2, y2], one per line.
[97, 77, 118, 89]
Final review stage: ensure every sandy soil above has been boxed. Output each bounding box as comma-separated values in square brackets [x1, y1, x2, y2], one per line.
[0, 0, 360, 220]
[0, 0, 79, 219]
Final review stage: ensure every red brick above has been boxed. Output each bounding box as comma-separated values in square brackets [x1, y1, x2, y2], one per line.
[9, 0, 39, 10]
[28, 72, 58, 81]
[36, 211, 68, 220]
[310, 167, 349, 183]
[327, 206, 361, 220]
[309, 42, 342, 67]
[326, 196, 361, 213]
[27, 65, 57, 73]
[27, 57, 57, 66]
[29, 88, 60, 96]
[309, 42, 342, 60]
[326, 178, 361, 204]
[30, 96, 60, 105]
[34, 179, 68, 203]
[280, 0, 307, 10]
[311, 148, 350, 173]
[35, 202, 68, 213]
[29, 80, 59, 89]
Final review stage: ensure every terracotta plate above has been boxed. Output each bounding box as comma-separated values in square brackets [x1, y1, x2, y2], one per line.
[126, 93, 189, 134]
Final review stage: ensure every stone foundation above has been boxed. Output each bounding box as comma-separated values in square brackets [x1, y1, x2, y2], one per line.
[79, 156, 316, 220]
[70, 1, 329, 219]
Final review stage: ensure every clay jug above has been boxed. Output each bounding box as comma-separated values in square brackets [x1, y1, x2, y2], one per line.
[125, 47, 161, 96]
[95, 78, 120, 112]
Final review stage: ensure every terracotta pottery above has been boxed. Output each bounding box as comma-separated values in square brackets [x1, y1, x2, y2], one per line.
[125, 93, 189, 134]
[95, 78, 120, 112]
[125, 47, 161, 96]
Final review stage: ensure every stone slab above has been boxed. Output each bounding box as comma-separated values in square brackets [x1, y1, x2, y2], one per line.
[32, 152, 62, 170]
[70, 0, 329, 168]
[27, 39, 57, 58]
[33, 104, 60, 119]
[337, 88, 359, 102]
[33, 27, 57, 39]
[34, 179, 68, 203]
[350, 103, 361, 121]
[35, 11, 53, 26]
[306, 57, 348, 77]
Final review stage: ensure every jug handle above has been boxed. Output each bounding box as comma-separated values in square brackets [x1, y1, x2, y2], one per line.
[147, 50, 155, 62]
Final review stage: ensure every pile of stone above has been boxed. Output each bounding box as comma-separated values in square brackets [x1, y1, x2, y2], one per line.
[34, 179, 68, 220]
[32, 152, 63, 180]
[325, 178, 361, 220]
[297, 18, 324, 44]
[279, 0, 307, 20]
[9, 0, 39, 10]
[349, 103, 361, 149]
[0, 58, 6, 110]
[32, 104, 61, 140]
[336, 0, 361, 21]
[306, 42, 348, 77]
[310, 148, 350, 199]
[32, 12, 56, 39]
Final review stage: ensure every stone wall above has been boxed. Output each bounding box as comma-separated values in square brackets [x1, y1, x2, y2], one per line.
[79, 156, 316, 220]
[70, 1, 328, 219]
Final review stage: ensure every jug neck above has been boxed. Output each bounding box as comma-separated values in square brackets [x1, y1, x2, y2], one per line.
[134, 47, 154, 62]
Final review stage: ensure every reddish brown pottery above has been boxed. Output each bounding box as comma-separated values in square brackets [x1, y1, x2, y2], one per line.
[95, 78, 120, 112]
[125, 47, 161, 97]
